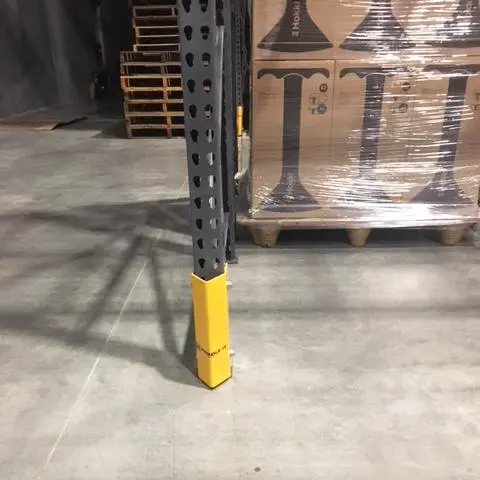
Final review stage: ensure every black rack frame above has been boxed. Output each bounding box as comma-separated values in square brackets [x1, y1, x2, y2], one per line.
[177, 0, 247, 388]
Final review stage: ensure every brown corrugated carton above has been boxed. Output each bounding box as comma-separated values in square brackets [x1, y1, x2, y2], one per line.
[252, 0, 412, 61]
[331, 58, 480, 211]
[401, 58, 480, 209]
[331, 60, 414, 203]
[250, 60, 335, 218]
[404, 0, 480, 58]
[250, 56, 480, 225]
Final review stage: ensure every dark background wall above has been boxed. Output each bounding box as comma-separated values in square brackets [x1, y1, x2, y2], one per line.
[100, 0, 132, 94]
[0, 0, 131, 118]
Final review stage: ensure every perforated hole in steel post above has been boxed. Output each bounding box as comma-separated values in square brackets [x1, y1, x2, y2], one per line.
[203, 79, 212, 92]
[206, 129, 214, 143]
[200, 26, 209, 40]
[186, 53, 194, 67]
[184, 25, 193, 41]
[187, 79, 195, 93]
[190, 130, 199, 142]
[181, 0, 192, 13]
[189, 105, 197, 118]
[178, 1, 225, 278]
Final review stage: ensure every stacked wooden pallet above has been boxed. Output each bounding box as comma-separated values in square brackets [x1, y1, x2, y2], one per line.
[121, 0, 183, 138]
[132, 1, 180, 53]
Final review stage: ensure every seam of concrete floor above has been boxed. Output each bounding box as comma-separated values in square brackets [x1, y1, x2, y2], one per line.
[35, 176, 188, 480]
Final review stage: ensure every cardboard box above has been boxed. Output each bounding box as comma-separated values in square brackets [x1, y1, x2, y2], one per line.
[331, 58, 480, 206]
[402, 58, 480, 204]
[331, 60, 414, 202]
[404, 0, 480, 58]
[411, 57, 480, 144]
[252, 0, 412, 61]
[251, 60, 335, 218]
[250, 57, 480, 225]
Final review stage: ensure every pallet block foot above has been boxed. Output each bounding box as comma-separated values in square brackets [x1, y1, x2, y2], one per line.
[347, 228, 371, 247]
[250, 227, 280, 248]
[438, 225, 468, 246]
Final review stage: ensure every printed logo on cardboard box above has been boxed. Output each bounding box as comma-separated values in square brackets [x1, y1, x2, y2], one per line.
[412, 64, 480, 205]
[339, 66, 410, 203]
[427, 0, 480, 48]
[258, 0, 332, 52]
[256, 67, 331, 211]
[255, 0, 480, 57]
[258, 0, 414, 53]
[340, 0, 413, 52]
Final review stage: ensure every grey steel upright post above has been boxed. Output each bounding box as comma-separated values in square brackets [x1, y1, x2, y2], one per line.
[233, 0, 247, 119]
[177, 0, 232, 388]
[222, 0, 239, 263]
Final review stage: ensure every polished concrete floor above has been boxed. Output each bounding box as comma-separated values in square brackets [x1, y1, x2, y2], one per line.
[1, 121, 480, 479]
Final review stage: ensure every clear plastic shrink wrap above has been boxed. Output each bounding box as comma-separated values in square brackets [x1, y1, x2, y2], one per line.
[245, 0, 480, 228]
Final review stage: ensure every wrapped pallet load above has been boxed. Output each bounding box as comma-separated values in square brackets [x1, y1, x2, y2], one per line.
[239, 0, 480, 247]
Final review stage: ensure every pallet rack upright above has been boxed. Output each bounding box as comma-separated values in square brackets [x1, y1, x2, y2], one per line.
[177, 0, 246, 388]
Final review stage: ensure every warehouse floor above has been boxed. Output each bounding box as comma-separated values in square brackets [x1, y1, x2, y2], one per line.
[1, 121, 480, 480]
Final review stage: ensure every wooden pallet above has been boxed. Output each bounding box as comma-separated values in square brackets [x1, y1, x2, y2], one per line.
[121, 62, 181, 76]
[123, 87, 183, 102]
[131, 0, 178, 5]
[135, 23, 179, 36]
[134, 25, 178, 43]
[121, 74, 182, 91]
[121, 51, 180, 63]
[135, 33, 180, 46]
[133, 5, 177, 17]
[237, 215, 472, 248]
[121, 67, 184, 130]
[133, 16, 178, 27]
[133, 15, 178, 27]
[134, 43, 180, 53]
[121, 0, 183, 139]
[120, 53, 181, 76]
[124, 103, 184, 131]
[125, 120, 184, 139]
[121, 62, 180, 75]
[124, 99, 183, 114]
[130, 0, 178, 3]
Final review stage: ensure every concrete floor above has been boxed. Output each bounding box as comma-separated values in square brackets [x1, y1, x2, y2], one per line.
[1, 120, 480, 480]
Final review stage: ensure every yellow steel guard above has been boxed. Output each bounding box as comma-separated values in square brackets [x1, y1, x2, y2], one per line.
[236, 105, 243, 137]
[191, 270, 231, 388]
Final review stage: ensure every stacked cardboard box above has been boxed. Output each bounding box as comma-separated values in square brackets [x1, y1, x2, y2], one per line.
[249, 0, 480, 228]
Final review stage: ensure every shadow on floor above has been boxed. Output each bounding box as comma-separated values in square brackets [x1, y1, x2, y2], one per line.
[18, 198, 192, 236]
[93, 120, 128, 139]
[56, 99, 128, 139]
[60, 116, 127, 139]
[0, 199, 202, 388]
